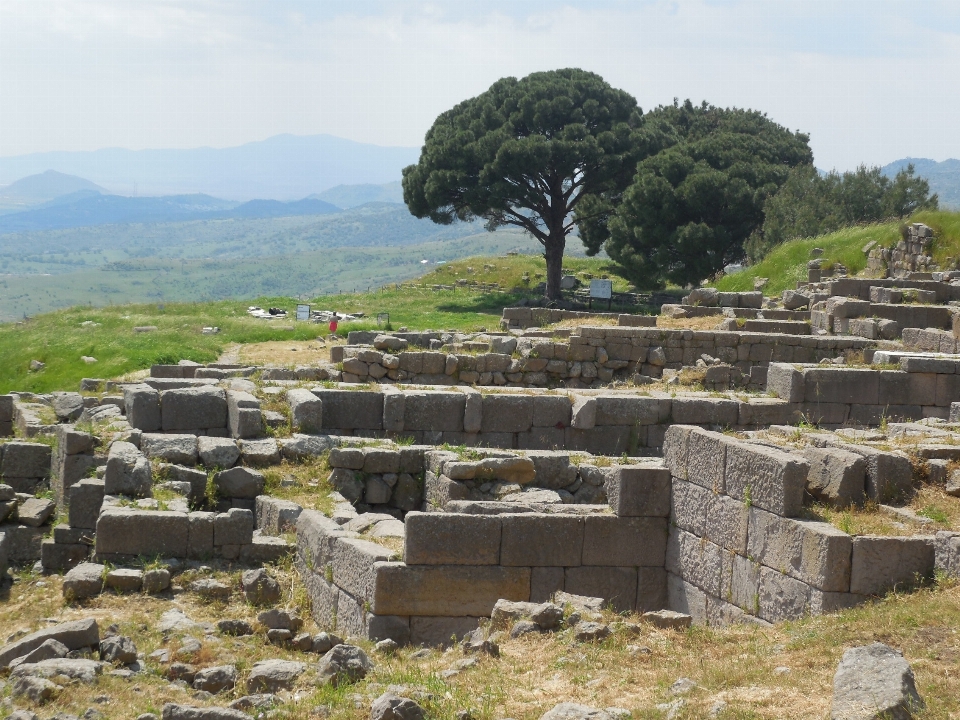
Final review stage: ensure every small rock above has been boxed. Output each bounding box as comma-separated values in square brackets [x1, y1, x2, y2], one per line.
[241, 568, 281, 606]
[461, 627, 499, 657]
[99, 636, 137, 664]
[12, 675, 60, 703]
[539, 703, 622, 720]
[376, 639, 399, 653]
[142, 569, 171, 594]
[9, 639, 69, 668]
[257, 608, 303, 631]
[529, 602, 564, 631]
[641, 610, 692, 630]
[267, 629, 292, 645]
[655, 700, 684, 720]
[246, 659, 306, 693]
[709, 701, 727, 718]
[317, 644, 374, 686]
[229, 694, 279, 710]
[408, 648, 431, 660]
[510, 620, 541, 639]
[670, 677, 697, 696]
[29, 360, 45, 371]
[312, 632, 343, 655]
[166, 663, 197, 684]
[370, 692, 425, 720]
[192, 664, 237, 694]
[217, 619, 254, 637]
[188, 579, 231, 600]
[292, 632, 313, 651]
[175, 637, 202, 658]
[62, 562, 105, 600]
[574, 622, 610, 643]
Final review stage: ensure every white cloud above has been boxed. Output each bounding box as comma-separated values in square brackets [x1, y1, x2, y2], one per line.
[1, 0, 959, 169]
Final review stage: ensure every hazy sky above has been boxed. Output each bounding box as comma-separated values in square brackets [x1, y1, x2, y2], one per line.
[1, 0, 958, 170]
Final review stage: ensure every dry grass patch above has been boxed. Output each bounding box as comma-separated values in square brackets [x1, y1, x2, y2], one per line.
[231, 340, 332, 367]
[656, 316, 726, 330]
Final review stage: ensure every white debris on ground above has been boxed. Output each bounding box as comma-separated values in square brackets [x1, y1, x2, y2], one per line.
[247, 306, 365, 323]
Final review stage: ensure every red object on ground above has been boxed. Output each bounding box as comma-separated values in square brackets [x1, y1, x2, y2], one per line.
[329, 319, 338, 334]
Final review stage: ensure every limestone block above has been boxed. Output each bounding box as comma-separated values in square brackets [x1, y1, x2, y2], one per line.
[214, 508, 254, 547]
[729, 554, 760, 612]
[834, 444, 914, 504]
[187, 511, 215, 559]
[403, 391, 465, 432]
[595, 396, 660, 426]
[850, 535, 935, 596]
[878, 370, 936, 407]
[479, 394, 533, 433]
[311, 389, 384, 430]
[256, 496, 302, 535]
[215, 467, 264, 498]
[371, 562, 531, 617]
[96, 508, 189, 557]
[670, 477, 711, 537]
[331, 537, 394, 601]
[329, 447, 364, 469]
[766, 363, 804, 403]
[124, 383, 161, 431]
[227, 392, 263, 439]
[500, 513, 584, 567]
[724, 440, 807, 517]
[161, 386, 227, 431]
[197, 437, 240, 469]
[662, 425, 692, 480]
[1, 441, 52, 480]
[665, 527, 726, 597]
[582, 515, 667, 566]
[757, 566, 810, 623]
[461, 387, 482, 433]
[104, 441, 152, 498]
[666, 572, 708, 625]
[0, 618, 99, 668]
[403, 512, 500, 565]
[803, 368, 879, 405]
[800, 447, 866, 508]
[526, 451, 577, 489]
[532, 396, 571, 428]
[40, 539, 89, 572]
[671, 398, 739, 426]
[570, 395, 596, 430]
[239, 438, 279, 467]
[934, 531, 960, 578]
[686, 428, 729, 492]
[68, 479, 105, 530]
[747, 508, 852, 592]
[2, 525, 43, 564]
[564, 566, 638, 613]
[286, 389, 323, 433]
[363, 449, 400, 474]
[141, 433, 198, 465]
[605, 464, 671, 517]
[704, 493, 750, 554]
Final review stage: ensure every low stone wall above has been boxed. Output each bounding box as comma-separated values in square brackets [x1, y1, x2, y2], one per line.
[500, 308, 657, 330]
[662, 426, 935, 624]
[767, 359, 960, 422]
[296, 462, 670, 644]
[123, 384, 263, 438]
[811, 298, 952, 339]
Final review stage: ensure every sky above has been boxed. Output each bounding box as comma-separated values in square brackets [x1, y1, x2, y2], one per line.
[1, 0, 959, 171]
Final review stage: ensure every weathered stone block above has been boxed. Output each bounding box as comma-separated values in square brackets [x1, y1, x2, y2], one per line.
[605, 464, 671, 517]
[161, 386, 227, 431]
[286, 389, 322, 434]
[141, 433, 198, 465]
[402, 391, 465, 432]
[564, 566, 638, 613]
[500, 513, 584, 567]
[800, 447, 866, 507]
[582, 515, 667, 567]
[104, 441, 152, 498]
[935, 531, 960, 578]
[371, 562, 531, 616]
[187, 511, 215, 559]
[197, 436, 240, 469]
[850, 535, 935, 596]
[331, 537, 393, 601]
[215, 466, 264, 498]
[704, 493, 750, 555]
[757, 566, 810, 623]
[803, 368, 879, 405]
[1, 441, 52, 479]
[68, 478, 104, 530]
[765, 363, 804, 402]
[362, 449, 400, 474]
[665, 527, 726, 597]
[124, 384, 161, 431]
[409, 616, 481, 646]
[686, 428, 729, 492]
[403, 512, 501, 565]
[666, 572, 708, 624]
[724, 440, 807, 517]
[255, 496, 302, 535]
[238, 438, 279, 467]
[480, 395, 533, 433]
[214, 508, 254, 547]
[311, 389, 383, 430]
[532, 396, 571, 428]
[96, 509, 189, 557]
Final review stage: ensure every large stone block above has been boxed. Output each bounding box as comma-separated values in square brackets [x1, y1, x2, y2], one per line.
[215, 467, 264, 498]
[850, 535, 935, 596]
[227, 390, 262, 439]
[104, 441, 152, 498]
[96, 508, 189, 557]
[686, 428, 729, 492]
[403, 512, 501, 565]
[594, 396, 660, 426]
[605, 464, 671, 517]
[141, 433, 198, 465]
[766, 363, 804, 402]
[800, 447, 866, 507]
[747, 508, 852, 592]
[157, 464, 208, 504]
[311, 389, 384, 430]
[256, 496, 302, 535]
[724, 440, 807, 517]
[161, 386, 227, 431]
[403, 392, 465, 432]
[531, 396, 571, 428]
[362, 448, 400, 474]
[1, 441, 52, 479]
[878, 370, 936, 406]
[665, 528, 726, 597]
[197, 437, 240, 469]
[666, 572, 708, 624]
[662, 425, 692, 480]
[214, 508, 254, 547]
[637, 566, 668, 612]
[480, 394, 534, 433]
[704, 493, 749, 554]
[832, 443, 914, 504]
[564, 566, 638, 613]
[935, 531, 960, 578]
[803, 367, 879, 405]
[670, 477, 712, 537]
[124, 383, 161, 431]
[500, 513, 584, 567]
[757, 566, 810, 623]
[671, 398, 739, 426]
[332, 537, 394, 601]
[68, 479, 105, 530]
[286, 389, 322, 433]
[3, 525, 43, 564]
[0, 618, 100, 668]
[187, 511, 215, 559]
[371, 562, 530, 616]
[581, 516, 667, 567]
[409, 616, 481, 646]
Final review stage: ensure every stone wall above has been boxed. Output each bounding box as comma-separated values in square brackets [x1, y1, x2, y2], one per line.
[123, 384, 263, 439]
[662, 426, 935, 624]
[500, 308, 656, 330]
[296, 462, 670, 645]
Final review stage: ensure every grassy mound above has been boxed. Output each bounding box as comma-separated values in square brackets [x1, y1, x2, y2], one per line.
[0, 253, 632, 394]
[715, 210, 960, 295]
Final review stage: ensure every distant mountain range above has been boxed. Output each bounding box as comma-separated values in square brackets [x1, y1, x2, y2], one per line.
[0, 134, 420, 201]
[312, 181, 404, 209]
[882, 157, 960, 208]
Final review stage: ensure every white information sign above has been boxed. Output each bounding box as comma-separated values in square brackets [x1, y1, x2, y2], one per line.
[296, 304, 311, 321]
[589, 279, 613, 300]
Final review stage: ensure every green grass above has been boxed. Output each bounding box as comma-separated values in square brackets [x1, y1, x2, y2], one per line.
[715, 210, 960, 295]
[0, 253, 631, 394]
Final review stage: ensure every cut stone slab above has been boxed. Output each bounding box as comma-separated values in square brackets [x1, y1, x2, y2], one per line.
[160, 704, 250, 720]
[15, 497, 55, 527]
[246, 659, 306, 693]
[104, 441, 152, 498]
[831, 643, 924, 720]
[197, 436, 240, 469]
[0, 617, 100, 668]
[140, 433, 198, 465]
[8, 639, 69, 669]
[62, 562, 105, 600]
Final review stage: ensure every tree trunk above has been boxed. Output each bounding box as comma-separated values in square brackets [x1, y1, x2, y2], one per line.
[544, 230, 566, 301]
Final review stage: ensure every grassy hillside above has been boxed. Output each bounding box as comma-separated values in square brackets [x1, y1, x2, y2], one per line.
[0, 253, 629, 394]
[715, 210, 960, 295]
